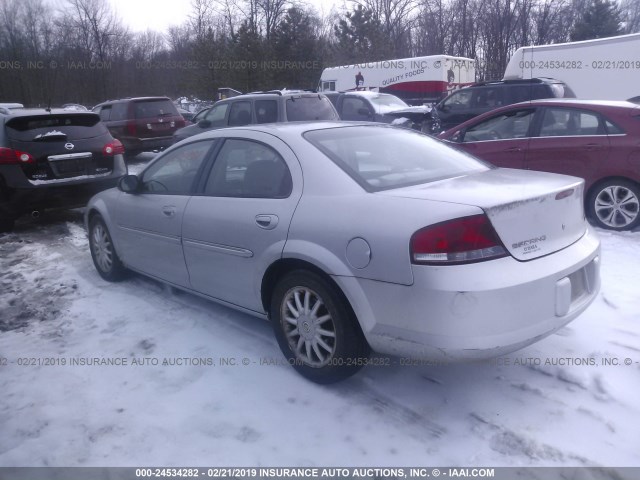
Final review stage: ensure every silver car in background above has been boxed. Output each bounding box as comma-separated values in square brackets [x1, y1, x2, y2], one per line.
[85, 122, 600, 383]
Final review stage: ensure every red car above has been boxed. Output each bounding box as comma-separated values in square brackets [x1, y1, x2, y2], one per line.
[439, 99, 640, 230]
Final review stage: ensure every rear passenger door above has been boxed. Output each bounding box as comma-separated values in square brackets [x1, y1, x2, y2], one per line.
[525, 107, 611, 178]
[182, 133, 303, 312]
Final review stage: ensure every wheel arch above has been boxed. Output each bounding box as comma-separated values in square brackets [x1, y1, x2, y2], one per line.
[260, 257, 371, 343]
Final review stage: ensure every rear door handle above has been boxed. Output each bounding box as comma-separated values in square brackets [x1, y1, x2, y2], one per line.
[584, 143, 602, 151]
[506, 147, 523, 153]
[255, 214, 278, 230]
[162, 206, 176, 217]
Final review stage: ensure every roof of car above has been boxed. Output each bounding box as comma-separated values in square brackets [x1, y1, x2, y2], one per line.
[96, 96, 172, 104]
[0, 108, 99, 118]
[512, 99, 640, 109]
[197, 121, 381, 137]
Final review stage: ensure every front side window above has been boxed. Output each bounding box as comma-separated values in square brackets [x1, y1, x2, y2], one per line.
[463, 109, 535, 142]
[441, 90, 473, 110]
[305, 126, 489, 192]
[539, 108, 604, 137]
[141, 140, 215, 194]
[341, 97, 371, 121]
[205, 104, 229, 126]
[204, 139, 292, 198]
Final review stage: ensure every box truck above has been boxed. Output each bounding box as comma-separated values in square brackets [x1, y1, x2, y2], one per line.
[504, 33, 640, 100]
[318, 55, 476, 105]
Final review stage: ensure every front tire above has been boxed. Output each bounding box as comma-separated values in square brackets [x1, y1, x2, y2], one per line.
[587, 179, 640, 231]
[89, 215, 127, 281]
[270, 270, 370, 384]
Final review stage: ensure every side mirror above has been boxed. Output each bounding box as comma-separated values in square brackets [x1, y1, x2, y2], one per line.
[118, 174, 141, 193]
[197, 119, 212, 128]
[451, 130, 464, 143]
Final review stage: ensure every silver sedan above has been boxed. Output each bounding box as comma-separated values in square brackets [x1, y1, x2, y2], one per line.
[85, 122, 601, 383]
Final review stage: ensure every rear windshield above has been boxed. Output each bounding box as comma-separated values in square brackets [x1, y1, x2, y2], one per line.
[134, 99, 178, 119]
[285, 96, 339, 121]
[305, 126, 489, 191]
[5, 113, 107, 141]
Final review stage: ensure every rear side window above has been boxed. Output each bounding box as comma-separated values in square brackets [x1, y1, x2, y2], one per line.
[5, 114, 107, 141]
[97, 106, 111, 121]
[285, 96, 338, 121]
[204, 139, 292, 198]
[255, 100, 278, 124]
[539, 108, 604, 137]
[228, 101, 252, 126]
[134, 99, 178, 119]
[305, 126, 489, 191]
[110, 103, 129, 121]
[604, 119, 625, 134]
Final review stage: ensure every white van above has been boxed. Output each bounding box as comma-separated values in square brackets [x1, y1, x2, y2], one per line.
[504, 33, 640, 100]
[319, 55, 476, 105]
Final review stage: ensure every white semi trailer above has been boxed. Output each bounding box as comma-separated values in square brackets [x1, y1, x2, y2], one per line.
[318, 55, 476, 105]
[504, 33, 640, 100]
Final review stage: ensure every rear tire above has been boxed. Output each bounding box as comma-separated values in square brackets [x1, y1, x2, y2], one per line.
[587, 179, 640, 231]
[270, 270, 370, 384]
[89, 215, 127, 281]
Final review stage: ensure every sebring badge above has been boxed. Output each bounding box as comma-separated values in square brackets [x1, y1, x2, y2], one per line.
[64, 142, 75, 150]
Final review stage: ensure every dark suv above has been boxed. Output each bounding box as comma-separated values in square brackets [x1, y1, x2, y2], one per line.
[173, 91, 339, 143]
[93, 97, 185, 157]
[0, 109, 127, 232]
[430, 78, 576, 133]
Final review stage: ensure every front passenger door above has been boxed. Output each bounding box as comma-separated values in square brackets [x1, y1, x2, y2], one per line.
[115, 140, 216, 286]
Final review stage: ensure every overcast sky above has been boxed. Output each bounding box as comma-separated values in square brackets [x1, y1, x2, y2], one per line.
[108, 0, 341, 33]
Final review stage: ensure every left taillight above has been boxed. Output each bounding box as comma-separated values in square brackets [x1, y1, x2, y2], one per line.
[0, 147, 35, 165]
[410, 214, 508, 265]
[103, 139, 125, 156]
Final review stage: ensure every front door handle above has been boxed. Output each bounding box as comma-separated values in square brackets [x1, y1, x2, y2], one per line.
[506, 147, 523, 153]
[162, 206, 176, 217]
[584, 143, 602, 151]
[255, 214, 278, 230]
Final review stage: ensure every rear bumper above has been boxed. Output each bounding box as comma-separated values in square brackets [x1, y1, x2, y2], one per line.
[334, 226, 601, 360]
[121, 136, 174, 153]
[0, 155, 126, 216]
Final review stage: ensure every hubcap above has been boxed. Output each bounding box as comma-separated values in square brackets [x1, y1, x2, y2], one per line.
[92, 223, 113, 272]
[594, 185, 639, 228]
[281, 287, 336, 367]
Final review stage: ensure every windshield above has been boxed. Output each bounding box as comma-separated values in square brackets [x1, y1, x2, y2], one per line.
[305, 125, 489, 191]
[369, 94, 408, 110]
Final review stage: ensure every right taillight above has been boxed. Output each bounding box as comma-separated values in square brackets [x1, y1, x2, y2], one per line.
[0, 147, 35, 165]
[103, 139, 125, 156]
[411, 214, 507, 265]
[126, 120, 137, 135]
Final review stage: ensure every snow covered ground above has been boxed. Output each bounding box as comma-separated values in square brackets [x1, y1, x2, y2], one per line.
[0, 205, 639, 468]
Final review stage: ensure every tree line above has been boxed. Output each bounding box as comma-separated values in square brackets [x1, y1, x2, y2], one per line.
[0, 0, 638, 107]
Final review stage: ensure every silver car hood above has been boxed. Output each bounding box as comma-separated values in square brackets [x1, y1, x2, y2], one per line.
[378, 168, 587, 261]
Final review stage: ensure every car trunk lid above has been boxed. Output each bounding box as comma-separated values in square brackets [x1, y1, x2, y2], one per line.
[379, 168, 586, 261]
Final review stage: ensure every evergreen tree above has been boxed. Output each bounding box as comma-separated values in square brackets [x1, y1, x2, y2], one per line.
[571, 0, 623, 40]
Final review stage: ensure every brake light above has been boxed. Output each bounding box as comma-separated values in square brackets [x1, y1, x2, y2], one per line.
[103, 139, 125, 156]
[411, 214, 507, 265]
[126, 120, 137, 135]
[0, 147, 35, 165]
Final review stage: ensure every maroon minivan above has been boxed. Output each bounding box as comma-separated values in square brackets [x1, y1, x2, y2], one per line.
[439, 99, 640, 231]
[93, 97, 185, 158]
